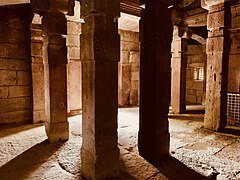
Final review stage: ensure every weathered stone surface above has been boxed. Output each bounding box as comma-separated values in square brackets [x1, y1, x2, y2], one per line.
[8, 86, 30, 98]
[0, 5, 32, 125]
[42, 11, 69, 142]
[121, 41, 139, 51]
[119, 29, 139, 42]
[81, 2, 120, 178]
[0, 109, 32, 125]
[33, 109, 46, 123]
[139, 1, 172, 163]
[81, 15, 120, 62]
[66, 34, 80, 46]
[67, 21, 81, 35]
[229, 31, 240, 54]
[118, 31, 140, 107]
[67, 61, 82, 112]
[0, 59, 30, 71]
[68, 46, 80, 60]
[17, 71, 30, 85]
[0, 97, 31, 112]
[0, 70, 17, 86]
[120, 50, 130, 64]
[171, 26, 187, 114]
[207, 10, 225, 30]
[185, 12, 207, 27]
[31, 24, 46, 124]
[81, 60, 120, 179]
[129, 51, 139, 63]
[118, 64, 131, 106]
[0, 87, 8, 99]
[32, 66, 45, 110]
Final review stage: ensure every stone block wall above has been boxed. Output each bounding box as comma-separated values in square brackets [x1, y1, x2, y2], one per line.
[118, 30, 140, 106]
[67, 20, 82, 114]
[31, 16, 82, 119]
[0, 5, 32, 125]
[186, 45, 206, 104]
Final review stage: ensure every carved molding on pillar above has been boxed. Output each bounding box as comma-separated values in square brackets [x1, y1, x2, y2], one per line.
[178, 26, 192, 39]
[201, 0, 231, 10]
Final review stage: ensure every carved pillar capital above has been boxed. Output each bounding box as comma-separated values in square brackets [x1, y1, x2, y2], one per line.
[32, 0, 75, 15]
[178, 26, 192, 39]
[201, 0, 231, 10]
[172, 26, 192, 40]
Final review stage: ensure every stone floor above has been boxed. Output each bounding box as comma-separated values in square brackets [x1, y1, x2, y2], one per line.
[0, 107, 240, 180]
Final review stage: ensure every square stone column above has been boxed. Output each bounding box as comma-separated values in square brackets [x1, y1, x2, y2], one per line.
[171, 26, 189, 114]
[80, 0, 120, 179]
[204, 2, 230, 131]
[42, 11, 69, 143]
[31, 23, 46, 123]
[138, 1, 173, 164]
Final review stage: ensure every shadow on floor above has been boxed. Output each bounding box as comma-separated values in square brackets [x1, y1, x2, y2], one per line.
[0, 123, 44, 139]
[185, 109, 205, 114]
[0, 140, 64, 180]
[223, 126, 240, 136]
[168, 114, 204, 121]
[154, 156, 216, 180]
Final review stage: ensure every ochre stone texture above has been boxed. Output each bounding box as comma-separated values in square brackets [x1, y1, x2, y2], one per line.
[42, 11, 69, 143]
[186, 44, 206, 104]
[118, 29, 140, 107]
[67, 20, 82, 114]
[204, 2, 229, 131]
[80, 0, 120, 178]
[0, 5, 32, 126]
[171, 26, 187, 114]
[31, 24, 46, 123]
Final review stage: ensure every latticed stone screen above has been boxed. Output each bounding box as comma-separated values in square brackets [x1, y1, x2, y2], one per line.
[227, 93, 240, 126]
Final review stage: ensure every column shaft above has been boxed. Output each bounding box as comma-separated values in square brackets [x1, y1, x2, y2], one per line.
[42, 11, 69, 143]
[171, 26, 187, 114]
[80, 0, 120, 179]
[204, 3, 230, 131]
[138, 1, 173, 163]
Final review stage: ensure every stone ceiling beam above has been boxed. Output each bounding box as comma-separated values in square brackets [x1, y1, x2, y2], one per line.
[32, 0, 74, 15]
[0, 0, 30, 6]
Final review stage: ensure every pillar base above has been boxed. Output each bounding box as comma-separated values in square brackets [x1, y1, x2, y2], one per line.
[45, 121, 69, 143]
[81, 147, 119, 180]
[138, 132, 170, 164]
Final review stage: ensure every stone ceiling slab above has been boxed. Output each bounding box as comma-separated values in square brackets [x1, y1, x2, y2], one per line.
[0, 0, 30, 6]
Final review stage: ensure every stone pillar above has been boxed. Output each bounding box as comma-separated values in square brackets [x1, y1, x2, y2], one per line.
[42, 11, 69, 143]
[31, 23, 46, 123]
[171, 26, 189, 114]
[138, 0, 173, 164]
[203, 1, 230, 131]
[80, 0, 120, 179]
